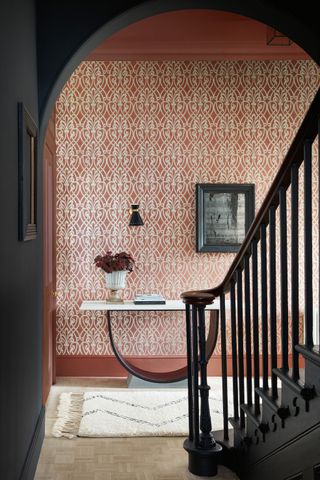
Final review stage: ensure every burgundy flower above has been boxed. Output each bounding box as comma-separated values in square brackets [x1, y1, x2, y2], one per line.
[94, 250, 135, 273]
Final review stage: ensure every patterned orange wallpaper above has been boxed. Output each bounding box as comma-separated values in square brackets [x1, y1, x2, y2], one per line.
[55, 60, 320, 357]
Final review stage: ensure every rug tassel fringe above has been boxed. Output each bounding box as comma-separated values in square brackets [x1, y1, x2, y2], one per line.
[52, 392, 84, 438]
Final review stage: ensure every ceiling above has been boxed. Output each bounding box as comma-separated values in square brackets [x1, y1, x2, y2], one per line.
[87, 10, 308, 61]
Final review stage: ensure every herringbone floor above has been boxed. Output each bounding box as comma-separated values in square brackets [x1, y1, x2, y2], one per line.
[35, 377, 238, 480]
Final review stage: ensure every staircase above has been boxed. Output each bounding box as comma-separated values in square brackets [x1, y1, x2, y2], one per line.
[181, 88, 320, 480]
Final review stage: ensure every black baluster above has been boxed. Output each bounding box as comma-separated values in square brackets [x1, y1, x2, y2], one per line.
[230, 280, 239, 420]
[236, 269, 245, 429]
[252, 239, 260, 415]
[279, 186, 289, 370]
[269, 206, 278, 397]
[291, 163, 300, 379]
[198, 305, 215, 448]
[244, 254, 253, 407]
[192, 304, 200, 446]
[260, 224, 269, 390]
[185, 304, 194, 440]
[220, 293, 229, 440]
[304, 139, 313, 348]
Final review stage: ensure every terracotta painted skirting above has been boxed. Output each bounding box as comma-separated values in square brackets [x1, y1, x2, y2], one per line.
[57, 355, 221, 377]
[56, 354, 303, 377]
[57, 355, 192, 377]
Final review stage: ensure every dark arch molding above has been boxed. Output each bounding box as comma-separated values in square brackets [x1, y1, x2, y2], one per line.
[38, 0, 320, 142]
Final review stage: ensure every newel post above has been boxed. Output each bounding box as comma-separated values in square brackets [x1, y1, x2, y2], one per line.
[181, 290, 222, 477]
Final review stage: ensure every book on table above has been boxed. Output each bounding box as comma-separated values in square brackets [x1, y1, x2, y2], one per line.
[134, 293, 166, 304]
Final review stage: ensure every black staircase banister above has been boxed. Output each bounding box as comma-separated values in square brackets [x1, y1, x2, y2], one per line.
[197, 87, 320, 298]
[180, 87, 320, 479]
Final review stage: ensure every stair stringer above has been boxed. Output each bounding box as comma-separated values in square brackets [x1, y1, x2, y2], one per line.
[243, 420, 320, 480]
[232, 351, 320, 479]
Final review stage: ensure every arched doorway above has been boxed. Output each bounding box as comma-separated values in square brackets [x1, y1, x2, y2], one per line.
[41, 4, 318, 402]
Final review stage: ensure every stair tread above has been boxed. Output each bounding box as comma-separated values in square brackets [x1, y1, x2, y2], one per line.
[273, 368, 315, 400]
[296, 344, 320, 366]
[240, 404, 269, 433]
[255, 387, 290, 418]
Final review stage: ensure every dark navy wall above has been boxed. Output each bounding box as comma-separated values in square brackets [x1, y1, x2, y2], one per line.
[0, 1, 43, 479]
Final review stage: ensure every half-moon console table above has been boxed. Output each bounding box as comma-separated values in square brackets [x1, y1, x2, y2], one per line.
[80, 299, 221, 383]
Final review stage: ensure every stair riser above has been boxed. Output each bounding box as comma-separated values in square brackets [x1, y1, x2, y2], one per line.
[280, 381, 308, 410]
[242, 417, 263, 449]
[304, 360, 320, 393]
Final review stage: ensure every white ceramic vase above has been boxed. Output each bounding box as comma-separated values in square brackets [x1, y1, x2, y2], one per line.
[105, 270, 128, 303]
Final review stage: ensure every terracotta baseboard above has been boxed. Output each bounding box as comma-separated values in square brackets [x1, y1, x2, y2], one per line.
[56, 354, 303, 377]
[57, 355, 193, 377]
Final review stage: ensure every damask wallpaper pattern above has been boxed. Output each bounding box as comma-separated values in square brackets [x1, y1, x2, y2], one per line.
[55, 60, 320, 358]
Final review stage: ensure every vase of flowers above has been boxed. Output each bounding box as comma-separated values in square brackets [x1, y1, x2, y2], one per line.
[94, 251, 135, 303]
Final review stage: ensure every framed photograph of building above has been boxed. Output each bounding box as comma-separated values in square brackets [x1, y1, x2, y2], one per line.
[196, 183, 255, 252]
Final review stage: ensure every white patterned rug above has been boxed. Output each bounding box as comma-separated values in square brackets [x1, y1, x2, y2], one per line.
[52, 388, 231, 438]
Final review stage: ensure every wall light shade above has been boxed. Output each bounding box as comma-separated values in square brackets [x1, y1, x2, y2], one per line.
[129, 204, 144, 226]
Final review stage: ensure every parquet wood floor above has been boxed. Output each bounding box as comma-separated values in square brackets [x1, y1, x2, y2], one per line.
[35, 377, 238, 480]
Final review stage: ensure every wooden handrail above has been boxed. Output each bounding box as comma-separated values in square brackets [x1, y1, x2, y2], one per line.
[182, 87, 320, 302]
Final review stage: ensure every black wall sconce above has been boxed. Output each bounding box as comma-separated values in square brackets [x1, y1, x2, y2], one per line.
[129, 204, 144, 226]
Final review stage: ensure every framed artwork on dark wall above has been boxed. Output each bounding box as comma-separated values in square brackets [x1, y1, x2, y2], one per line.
[18, 102, 38, 241]
[196, 183, 255, 252]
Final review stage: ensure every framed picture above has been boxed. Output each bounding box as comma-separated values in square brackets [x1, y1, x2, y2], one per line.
[18, 102, 38, 241]
[196, 183, 255, 252]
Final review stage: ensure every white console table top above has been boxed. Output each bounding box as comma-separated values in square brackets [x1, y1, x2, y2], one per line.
[80, 299, 225, 312]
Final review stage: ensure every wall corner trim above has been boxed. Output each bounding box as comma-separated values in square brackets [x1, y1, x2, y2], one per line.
[20, 406, 45, 480]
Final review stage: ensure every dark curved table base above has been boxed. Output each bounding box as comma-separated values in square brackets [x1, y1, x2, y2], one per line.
[107, 309, 219, 383]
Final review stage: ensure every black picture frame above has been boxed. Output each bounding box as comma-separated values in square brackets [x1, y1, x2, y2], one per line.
[18, 102, 38, 241]
[196, 183, 255, 252]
